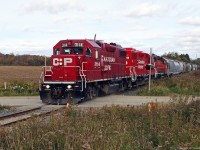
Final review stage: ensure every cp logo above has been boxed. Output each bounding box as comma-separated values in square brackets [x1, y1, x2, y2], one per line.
[53, 58, 73, 66]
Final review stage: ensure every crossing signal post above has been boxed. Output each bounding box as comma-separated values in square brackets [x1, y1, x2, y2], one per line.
[148, 48, 152, 92]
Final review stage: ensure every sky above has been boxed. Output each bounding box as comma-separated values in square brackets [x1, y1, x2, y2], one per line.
[0, 0, 200, 59]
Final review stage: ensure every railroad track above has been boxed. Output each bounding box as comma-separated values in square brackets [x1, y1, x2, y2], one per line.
[0, 105, 65, 127]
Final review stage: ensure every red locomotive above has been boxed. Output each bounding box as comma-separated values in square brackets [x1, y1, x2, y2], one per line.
[39, 38, 196, 104]
[39, 39, 127, 104]
[126, 48, 148, 86]
[152, 54, 168, 78]
[125, 48, 158, 86]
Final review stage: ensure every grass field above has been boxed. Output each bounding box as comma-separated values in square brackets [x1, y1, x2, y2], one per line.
[136, 70, 200, 96]
[0, 66, 42, 96]
[0, 66, 42, 83]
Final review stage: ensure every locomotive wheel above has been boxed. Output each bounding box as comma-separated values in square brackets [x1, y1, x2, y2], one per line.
[93, 86, 99, 97]
[87, 86, 93, 100]
[133, 81, 138, 88]
[66, 93, 75, 104]
[102, 84, 109, 94]
[46, 92, 52, 104]
[128, 80, 132, 89]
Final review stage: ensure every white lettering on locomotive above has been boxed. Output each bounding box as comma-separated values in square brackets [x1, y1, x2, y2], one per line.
[137, 60, 145, 64]
[104, 65, 111, 71]
[53, 58, 61, 66]
[94, 62, 100, 67]
[103, 56, 115, 62]
[138, 65, 144, 69]
[53, 58, 72, 66]
[64, 58, 72, 65]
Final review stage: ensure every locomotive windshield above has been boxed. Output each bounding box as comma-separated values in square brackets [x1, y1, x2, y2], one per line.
[62, 47, 83, 55]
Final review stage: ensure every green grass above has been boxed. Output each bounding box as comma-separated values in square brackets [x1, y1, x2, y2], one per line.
[0, 80, 38, 96]
[0, 98, 200, 149]
[136, 71, 200, 96]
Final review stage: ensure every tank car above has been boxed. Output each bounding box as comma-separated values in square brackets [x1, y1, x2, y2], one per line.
[39, 39, 127, 104]
[163, 58, 176, 76]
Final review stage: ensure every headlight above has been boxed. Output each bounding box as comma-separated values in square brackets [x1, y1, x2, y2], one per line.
[46, 85, 50, 89]
[67, 85, 72, 89]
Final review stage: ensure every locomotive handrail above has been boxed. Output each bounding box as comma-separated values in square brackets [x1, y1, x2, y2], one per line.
[43, 66, 53, 77]
[81, 62, 88, 91]
[39, 72, 43, 90]
[63, 64, 87, 91]
[154, 68, 158, 78]
[133, 67, 137, 81]
[39, 66, 51, 84]
[39, 64, 87, 92]
[126, 66, 137, 82]
[63, 65, 86, 91]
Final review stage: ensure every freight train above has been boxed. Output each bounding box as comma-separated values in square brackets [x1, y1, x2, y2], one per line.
[39, 39, 198, 104]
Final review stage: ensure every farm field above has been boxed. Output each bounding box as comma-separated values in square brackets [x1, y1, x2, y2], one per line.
[0, 66, 42, 83]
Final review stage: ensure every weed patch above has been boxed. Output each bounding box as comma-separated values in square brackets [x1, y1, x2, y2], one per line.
[0, 98, 200, 149]
[136, 72, 200, 96]
[0, 80, 38, 96]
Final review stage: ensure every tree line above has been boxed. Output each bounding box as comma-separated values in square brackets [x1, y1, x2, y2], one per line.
[0, 52, 199, 66]
[0, 53, 50, 66]
[162, 52, 200, 65]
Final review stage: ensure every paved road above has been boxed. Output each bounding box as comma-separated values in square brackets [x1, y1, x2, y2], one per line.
[0, 95, 171, 107]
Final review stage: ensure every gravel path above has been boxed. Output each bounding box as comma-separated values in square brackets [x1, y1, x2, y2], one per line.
[0, 95, 171, 107]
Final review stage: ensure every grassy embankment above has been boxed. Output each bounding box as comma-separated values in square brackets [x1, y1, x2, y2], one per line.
[136, 70, 200, 96]
[0, 99, 200, 149]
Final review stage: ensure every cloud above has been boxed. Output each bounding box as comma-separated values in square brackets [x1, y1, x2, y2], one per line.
[126, 3, 162, 17]
[157, 29, 200, 58]
[179, 17, 200, 26]
[23, 27, 64, 34]
[22, 0, 84, 14]
[54, 16, 84, 23]
[0, 40, 52, 56]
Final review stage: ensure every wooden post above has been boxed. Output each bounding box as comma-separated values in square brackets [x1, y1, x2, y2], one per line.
[4, 82, 6, 89]
[148, 48, 152, 92]
[45, 56, 46, 67]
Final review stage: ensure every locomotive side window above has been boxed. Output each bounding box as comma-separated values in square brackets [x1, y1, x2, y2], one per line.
[74, 48, 83, 54]
[63, 48, 72, 54]
[86, 48, 92, 58]
[54, 48, 60, 55]
[120, 49, 126, 58]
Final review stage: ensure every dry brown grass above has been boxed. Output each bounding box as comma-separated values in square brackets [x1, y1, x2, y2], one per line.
[0, 66, 42, 83]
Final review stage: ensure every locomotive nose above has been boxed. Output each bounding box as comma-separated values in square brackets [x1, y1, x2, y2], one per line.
[51, 55, 80, 81]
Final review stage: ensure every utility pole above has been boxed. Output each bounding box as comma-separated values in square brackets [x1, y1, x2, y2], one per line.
[148, 48, 152, 92]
